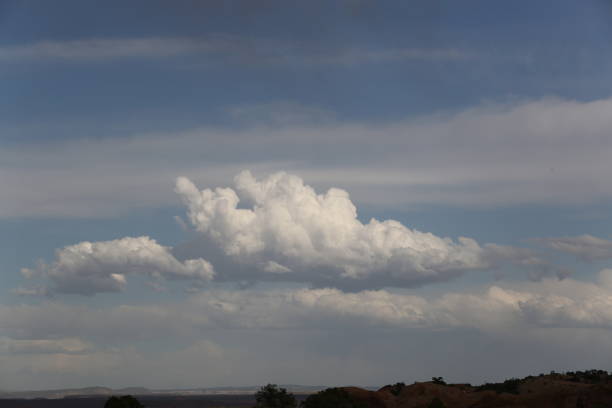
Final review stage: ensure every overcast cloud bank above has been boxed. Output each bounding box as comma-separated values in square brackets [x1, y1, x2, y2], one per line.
[6, 270, 612, 342]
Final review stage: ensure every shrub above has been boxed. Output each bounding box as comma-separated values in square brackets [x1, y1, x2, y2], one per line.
[300, 388, 366, 408]
[476, 378, 521, 395]
[566, 370, 610, 384]
[427, 397, 446, 408]
[104, 395, 144, 408]
[388, 382, 405, 396]
[255, 384, 297, 408]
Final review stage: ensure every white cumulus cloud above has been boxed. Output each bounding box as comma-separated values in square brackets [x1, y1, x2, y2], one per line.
[21, 236, 214, 295]
[176, 170, 490, 288]
[19, 171, 557, 294]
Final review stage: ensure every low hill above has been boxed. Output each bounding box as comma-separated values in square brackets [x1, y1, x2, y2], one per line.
[342, 370, 612, 408]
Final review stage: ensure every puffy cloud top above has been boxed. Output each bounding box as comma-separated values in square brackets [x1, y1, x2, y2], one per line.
[176, 171, 488, 287]
[22, 236, 214, 295]
[20, 171, 554, 295]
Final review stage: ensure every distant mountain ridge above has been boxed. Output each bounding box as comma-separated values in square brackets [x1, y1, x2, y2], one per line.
[0, 385, 326, 399]
[0, 386, 150, 399]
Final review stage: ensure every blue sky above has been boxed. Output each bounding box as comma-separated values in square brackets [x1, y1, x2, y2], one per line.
[3, 0, 612, 133]
[3, 0, 612, 391]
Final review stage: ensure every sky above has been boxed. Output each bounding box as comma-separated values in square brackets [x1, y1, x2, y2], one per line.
[3, 0, 612, 391]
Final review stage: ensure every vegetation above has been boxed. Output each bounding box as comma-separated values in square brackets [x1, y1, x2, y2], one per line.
[250, 370, 612, 408]
[431, 377, 446, 385]
[476, 378, 522, 394]
[565, 369, 611, 384]
[474, 369, 612, 395]
[254, 384, 297, 408]
[104, 395, 144, 408]
[301, 387, 366, 408]
[388, 382, 405, 396]
[427, 397, 446, 408]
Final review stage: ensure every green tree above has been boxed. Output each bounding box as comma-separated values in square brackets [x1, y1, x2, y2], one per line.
[104, 395, 144, 408]
[300, 388, 366, 408]
[254, 384, 297, 408]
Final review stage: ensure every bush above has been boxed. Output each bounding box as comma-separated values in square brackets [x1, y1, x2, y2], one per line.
[254, 384, 297, 408]
[300, 388, 366, 408]
[104, 395, 144, 408]
[476, 378, 521, 395]
[427, 397, 446, 408]
[431, 377, 446, 385]
[388, 382, 405, 396]
[566, 370, 610, 384]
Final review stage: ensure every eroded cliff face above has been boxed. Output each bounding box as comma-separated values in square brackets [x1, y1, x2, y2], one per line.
[345, 374, 612, 408]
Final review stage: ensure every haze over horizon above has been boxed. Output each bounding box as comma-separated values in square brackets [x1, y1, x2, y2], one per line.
[3, 0, 612, 392]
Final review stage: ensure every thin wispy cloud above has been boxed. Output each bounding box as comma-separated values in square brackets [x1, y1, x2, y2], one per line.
[0, 36, 470, 65]
[535, 234, 612, 261]
[2, 97, 612, 218]
[0, 37, 233, 61]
